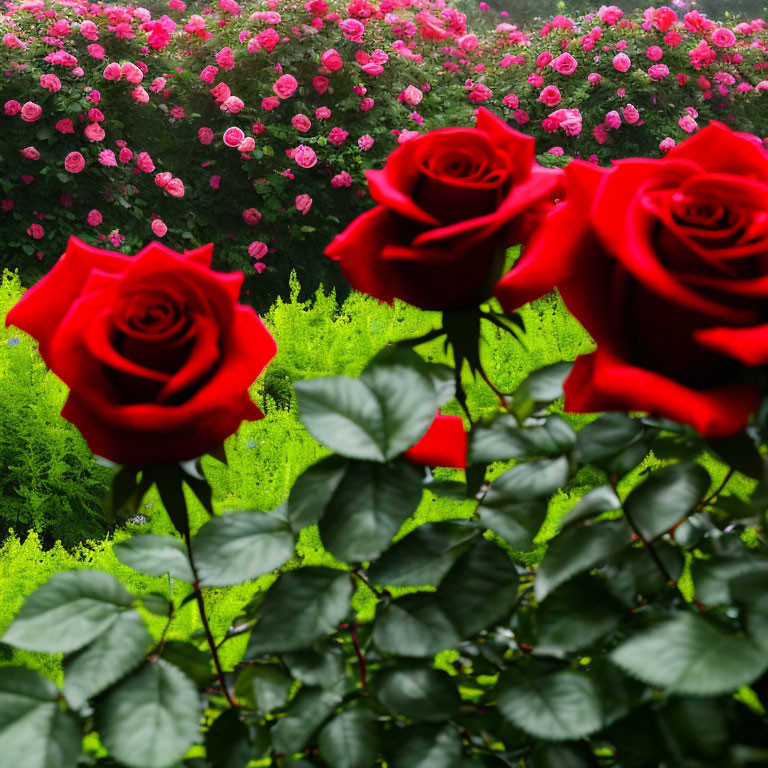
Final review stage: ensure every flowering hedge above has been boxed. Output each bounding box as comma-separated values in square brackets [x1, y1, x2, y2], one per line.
[3, 0, 768, 305]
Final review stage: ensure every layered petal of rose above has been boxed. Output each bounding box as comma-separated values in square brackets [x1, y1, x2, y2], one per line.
[404, 413, 467, 468]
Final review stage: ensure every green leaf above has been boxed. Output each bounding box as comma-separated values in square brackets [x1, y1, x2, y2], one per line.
[436, 538, 519, 638]
[140, 592, 172, 616]
[744, 593, 768, 653]
[192, 510, 294, 586]
[318, 461, 423, 562]
[161, 641, 214, 689]
[271, 687, 342, 754]
[3, 570, 134, 653]
[247, 568, 353, 655]
[660, 698, 729, 760]
[624, 462, 711, 541]
[531, 743, 591, 768]
[282, 644, 346, 689]
[372, 595, 460, 657]
[389, 724, 461, 768]
[368, 521, 477, 587]
[294, 347, 438, 462]
[535, 577, 624, 656]
[205, 710, 252, 768]
[234, 665, 293, 713]
[287, 455, 349, 531]
[709, 433, 765, 480]
[535, 519, 631, 601]
[497, 667, 603, 741]
[610, 613, 768, 696]
[469, 414, 576, 464]
[114, 535, 194, 582]
[63, 610, 151, 709]
[477, 457, 569, 549]
[317, 710, 380, 768]
[511, 362, 572, 421]
[375, 666, 460, 722]
[97, 660, 200, 768]
[575, 413, 645, 466]
[560, 485, 620, 528]
[0, 667, 81, 768]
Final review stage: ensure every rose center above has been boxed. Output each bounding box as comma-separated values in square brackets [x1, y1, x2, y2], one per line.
[671, 191, 733, 231]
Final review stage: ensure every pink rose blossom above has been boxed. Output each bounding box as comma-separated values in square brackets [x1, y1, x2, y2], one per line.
[155, 172, 172, 187]
[328, 127, 349, 146]
[659, 137, 676, 153]
[711, 27, 736, 47]
[294, 145, 317, 168]
[20, 102, 42, 122]
[313, 76, 329, 94]
[20, 147, 40, 160]
[64, 151, 85, 173]
[295, 194, 312, 214]
[321, 49, 343, 71]
[4, 100, 21, 116]
[262, 96, 281, 111]
[151, 218, 168, 237]
[243, 208, 262, 225]
[551, 52, 577, 75]
[165, 178, 185, 197]
[87, 209, 102, 226]
[292, 114, 311, 132]
[223, 127, 245, 147]
[358, 134, 374, 150]
[588, 72, 602, 85]
[99, 150, 117, 166]
[216, 46, 235, 69]
[198, 127, 214, 145]
[249, 240, 268, 258]
[612, 53, 631, 72]
[679, 115, 698, 133]
[137, 152, 155, 173]
[119, 148, 133, 164]
[538, 85, 561, 106]
[273, 74, 298, 99]
[84, 122, 105, 142]
[623, 104, 640, 124]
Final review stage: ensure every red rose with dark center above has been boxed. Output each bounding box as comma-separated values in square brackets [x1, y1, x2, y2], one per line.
[494, 122, 768, 437]
[7, 237, 276, 464]
[326, 107, 564, 310]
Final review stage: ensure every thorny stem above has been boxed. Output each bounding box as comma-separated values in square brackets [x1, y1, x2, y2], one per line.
[339, 621, 368, 692]
[148, 605, 174, 658]
[697, 467, 735, 513]
[182, 531, 238, 708]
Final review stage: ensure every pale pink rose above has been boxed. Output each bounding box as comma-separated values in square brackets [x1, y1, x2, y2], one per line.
[122, 62, 143, 83]
[243, 208, 262, 225]
[360, 97, 374, 111]
[165, 178, 185, 197]
[238, 137, 255, 152]
[358, 134, 374, 150]
[64, 151, 85, 173]
[222, 96, 244, 113]
[137, 152, 155, 172]
[623, 104, 640, 124]
[155, 171, 172, 187]
[119, 147, 133, 164]
[711, 27, 736, 47]
[150, 77, 166, 93]
[262, 96, 281, 111]
[295, 194, 312, 214]
[273, 74, 298, 98]
[132, 86, 149, 103]
[401, 85, 423, 105]
[330, 172, 352, 188]
[321, 49, 343, 71]
[200, 65, 218, 84]
[538, 85, 561, 107]
[294, 145, 317, 168]
[99, 150, 117, 166]
[4, 100, 21, 116]
[398, 130, 419, 144]
[84, 123, 105, 142]
[612, 52, 631, 72]
[315, 106, 331, 119]
[20, 147, 40, 160]
[551, 52, 577, 75]
[216, 46, 235, 69]
[328, 127, 348, 146]
[151, 218, 168, 237]
[458, 33, 478, 51]
[605, 110, 621, 129]
[87, 209, 102, 226]
[223, 127, 245, 147]
[679, 115, 698, 133]
[40, 74, 61, 93]
[20, 102, 42, 122]
[249, 240, 268, 259]
[659, 137, 676, 153]
[292, 113, 311, 132]
[103, 62, 122, 80]
[313, 75, 329, 94]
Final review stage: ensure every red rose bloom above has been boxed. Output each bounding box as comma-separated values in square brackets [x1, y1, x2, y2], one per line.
[326, 107, 564, 310]
[7, 237, 276, 464]
[494, 123, 768, 438]
[404, 414, 467, 468]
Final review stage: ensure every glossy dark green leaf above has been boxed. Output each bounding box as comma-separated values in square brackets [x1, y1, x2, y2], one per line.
[205, 709, 252, 768]
[318, 461, 423, 562]
[375, 666, 460, 722]
[270, 687, 342, 754]
[114, 535, 194, 582]
[0, 667, 81, 768]
[282, 644, 346, 689]
[372, 595, 460, 657]
[709, 433, 765, 480]
[436, 538, 519, 637]
[560, 485, 620, 528]
[247, 568, 353, 655]
[660, 698, 729, 761]
[287, 455, 349, 531]
[3, 570, 134, 653]
[192, 510, 295, 586]
[469, 414, 576, 464]
[624, 462, 710, 542]
[511, 362, 572, 421]
[478, 497, 548, 551]
[575, 414, 644, 466]
[531, 743, 591, 768]
[97, 660, 200, 768]
[161, 641, 215, 689]
[388, 724, 462, 768]
[611, 613, 768, 695]
[368, 521, 477, 587]
[63, 610, 151, 709]
[234, 665, 292, 713]
[317, 710, 380, 768]
[535, 520, 631, 601]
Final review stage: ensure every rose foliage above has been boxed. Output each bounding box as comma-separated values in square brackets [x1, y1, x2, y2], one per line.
[3, 64, 768, 768]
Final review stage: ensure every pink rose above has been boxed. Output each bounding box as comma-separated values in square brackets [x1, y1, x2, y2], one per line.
[262, 96, 281, 111]
[256, 28, 280, 52]
[551, 52, 577, 75]
[4, 100, 21, 116]
[248, 241, 268, 259]
[321, 49, 343, 71]
[252, 122, 266, 134]
[137, 152, 155, 172]
[223, 127, 245, 147]
[328, 127, 348, 146]
[295, 194, 312, 214]
[612, 53, 631, 72]
[502, 93, 519, 108]
[198, 127, 214, 144]
[87, 209, 102, 226]
[238, 137, 255, 152]
[293, 145, 317, 168]
[401, 85, 423, 105]
[87, 44, 105, 59]
[20, 147, 40, 160]
[20, 102, 42, 122]
[605, 110, 621, 129]
[588, 72, 602, 85]
[315, 106, 331, 119]
[40, 74, 61, 93]
[27, 223, 44, 239]
[64, 151, 85, 173]
[678, 114, 698, 133]
[358, 134, 374, 150]
[537, 51, 554, 67]
[165, 178, 185, 197]
[538, 85, 561, 106]
[155, 171, 172, 187]
[646, 46, 663, 61]
[649, 64, 670, 80]
[292, 113, 311, 132]
[622, 104, 640, 124]
[151, 218, 167, 237]
[222, 96, 244, 113]
[216, 46, 235, 69]
[313, 75, 329, 94]
[360, 97, 374, 111]
[122, 62, 143, 83]
[659, 137, 676, 153]
[99, 150, 117, 166]
[119, 148, 133, 164]
[243, 208, 262, 225]
[200, 65, 218, 84]
[273, 74, 298, 99]
[84, 123, 105, 142]
[209, 174, 221, 189]
[331, 172, 352, 188]
[711, 27, 736, 47]
[103, 62, 122, 80]
[132, 86, 149, 103]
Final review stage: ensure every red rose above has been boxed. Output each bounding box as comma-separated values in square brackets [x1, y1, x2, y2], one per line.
[494, 123, 768, 437]
[7, 237, 276, 464]
[325, 107, 564, 310]
[404, 414, 467, 468]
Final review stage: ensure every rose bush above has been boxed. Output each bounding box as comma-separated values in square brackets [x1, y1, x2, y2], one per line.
[495, 121, 768, 438]
[326, 106, 564, 309]
[6, 236, 276, 464]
